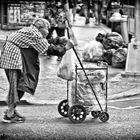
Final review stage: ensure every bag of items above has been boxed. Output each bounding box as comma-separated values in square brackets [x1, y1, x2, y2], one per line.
[112, 48, 128, 68]
[57, 49, 75, 81]
[77, 65, 106, 85]
[102, 49, 116, 65]
[103, 32, 124, 50]
[82, 40, 104, 62]
[69, 64, 106, 107]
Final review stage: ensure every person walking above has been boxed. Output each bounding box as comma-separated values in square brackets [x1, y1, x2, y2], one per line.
[82, 0, 91, 24]
[68, 0, 78, 22]
[0, 18, 73, 123]
[44, 0, 72, 61]
[92, 0, 102, 25]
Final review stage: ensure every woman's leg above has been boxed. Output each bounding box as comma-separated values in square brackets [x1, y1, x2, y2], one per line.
[72, 7, 76, 21]
[5, 69, 24, 117]
[83, 3, 90, 24]
[94, 2, 102, 25]
[94, 3, 99, 24]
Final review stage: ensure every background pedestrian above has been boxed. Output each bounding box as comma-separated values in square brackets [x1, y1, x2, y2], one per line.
[44, 0, 72, 61]
[68, 0, 78, 22]
[82, 0, 91, 24]
[92, 0, 103, 25]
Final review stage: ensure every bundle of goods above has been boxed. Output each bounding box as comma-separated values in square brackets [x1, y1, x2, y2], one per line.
[57, 49, 75, 81]
[95, 32, 128, 67]
[112, 48, 128, 68]
[102, 49, 116, 65]
[82, 40, 104, 62]
[69, 64, 106, 108]
[96, 32, 124, 50]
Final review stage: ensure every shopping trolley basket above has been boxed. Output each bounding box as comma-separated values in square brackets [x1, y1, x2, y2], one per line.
[58, 60, 109, 123]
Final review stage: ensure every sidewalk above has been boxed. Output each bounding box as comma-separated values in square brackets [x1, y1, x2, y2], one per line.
[0, 15, 140, 106]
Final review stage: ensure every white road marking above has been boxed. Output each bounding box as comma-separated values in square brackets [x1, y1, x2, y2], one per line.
[108, 105, 140, 110]
[109, 96, 140, 102]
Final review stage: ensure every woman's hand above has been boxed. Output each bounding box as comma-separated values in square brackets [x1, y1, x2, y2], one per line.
[65, 40, 74, 50]
[68, 21, 73, 28]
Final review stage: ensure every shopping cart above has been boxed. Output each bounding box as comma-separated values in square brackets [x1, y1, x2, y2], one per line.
[58, 60, 109, 123]
[58, 21, 109, 123]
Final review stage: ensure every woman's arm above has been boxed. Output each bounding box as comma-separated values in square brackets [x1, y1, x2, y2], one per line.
[46, 40, 74, 56]
[47, 44, 66, 56]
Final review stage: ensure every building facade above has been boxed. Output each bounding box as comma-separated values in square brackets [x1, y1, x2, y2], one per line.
[0, 0, 46, 29]
[0, 0, 140, 41]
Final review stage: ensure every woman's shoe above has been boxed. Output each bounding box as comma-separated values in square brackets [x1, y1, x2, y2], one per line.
[2, 113, 25, 123]
[2, 110, 25, 123]
[14, 110, 26, 121]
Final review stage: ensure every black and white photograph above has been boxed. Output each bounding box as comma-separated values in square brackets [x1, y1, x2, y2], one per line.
[0, 0, 140, 140]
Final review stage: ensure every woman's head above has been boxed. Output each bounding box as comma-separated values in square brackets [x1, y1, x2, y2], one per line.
[33, 18, 50, 38]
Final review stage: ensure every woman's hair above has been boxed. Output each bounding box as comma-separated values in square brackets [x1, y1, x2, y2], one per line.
[33, 18, 50, 29]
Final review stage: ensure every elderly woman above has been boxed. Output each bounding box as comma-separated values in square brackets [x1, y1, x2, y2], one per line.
[0, 18, 73, 123]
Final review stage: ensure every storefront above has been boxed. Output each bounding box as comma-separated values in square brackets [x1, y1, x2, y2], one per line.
[0, 0, 46, 29]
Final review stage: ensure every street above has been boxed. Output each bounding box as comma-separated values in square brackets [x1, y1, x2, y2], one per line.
[0, 104, 140, 140]
[109, 95, 140, 109]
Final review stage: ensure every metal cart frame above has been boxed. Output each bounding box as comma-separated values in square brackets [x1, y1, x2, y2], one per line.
[58, 20, 109, 123]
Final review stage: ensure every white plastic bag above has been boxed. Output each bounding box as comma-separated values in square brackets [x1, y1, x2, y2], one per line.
[82, 40, 103, 62]
[57, 49, 75, 81]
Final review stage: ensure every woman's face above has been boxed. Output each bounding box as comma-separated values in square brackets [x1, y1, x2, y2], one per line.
[39, 26, 49, 38]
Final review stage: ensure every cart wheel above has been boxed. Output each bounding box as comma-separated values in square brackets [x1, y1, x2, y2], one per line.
[91, 111, 101, 118]
[68, 104, 86, 123]
[58, 99, 69, 117]
[99, 112, 109, 122]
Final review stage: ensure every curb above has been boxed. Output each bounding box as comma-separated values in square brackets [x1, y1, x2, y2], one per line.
[108, 88, 140, 100]
[0, 99, 60, 106]
[0, 100, 34, 106]
[0, 89, 140, 106]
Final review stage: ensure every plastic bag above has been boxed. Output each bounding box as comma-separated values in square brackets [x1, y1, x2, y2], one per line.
[70, 81, 106, 107]
[102, 49, 115, 65]
[102, 32, 124, 50]
[82, 40, 103, 62]
[77, 64, 106, 84]
[68, 63, 106, 109]
[57, 49, 75, 81]
[112, 48, 128, 68]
